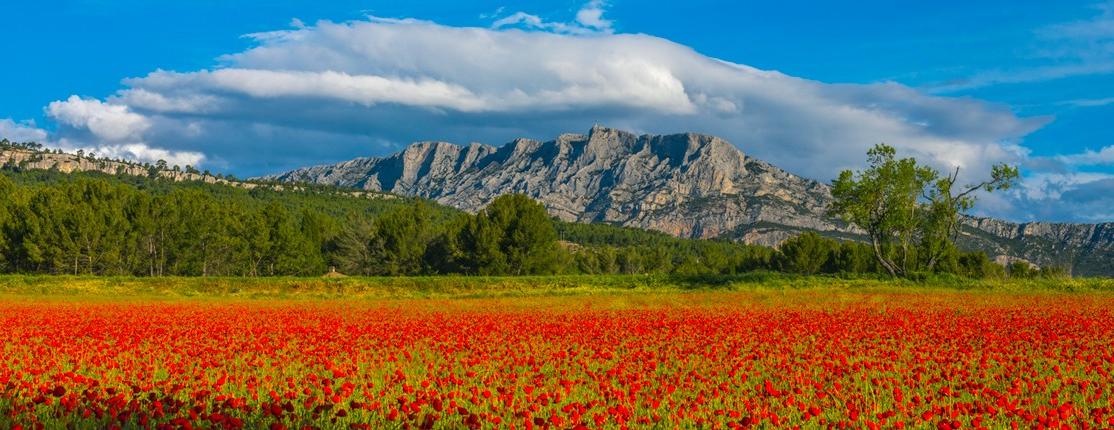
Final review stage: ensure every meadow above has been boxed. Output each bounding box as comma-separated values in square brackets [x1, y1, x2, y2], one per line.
[1, 276, 1113, 429]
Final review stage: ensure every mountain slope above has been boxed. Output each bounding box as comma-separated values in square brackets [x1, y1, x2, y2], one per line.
[272, 126, 849, 245]
[270, 126, 1113, 276]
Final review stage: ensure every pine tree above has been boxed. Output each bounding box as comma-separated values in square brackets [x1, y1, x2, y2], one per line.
[777, 232, 835, 275]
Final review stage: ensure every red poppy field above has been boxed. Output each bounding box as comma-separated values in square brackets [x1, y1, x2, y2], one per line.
[1, 290, 1112, 429]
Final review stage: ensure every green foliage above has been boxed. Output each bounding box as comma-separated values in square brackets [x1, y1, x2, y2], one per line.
[0, 138, 44, 151]
[830, 144, 937, 276]
[0, 175, 12, 271]
[333, 202, 438, 275]
[0, 170, 430, 276]
[454, 195, 559, 275]
[776, 232, 835, 274]
[1003, 260, 1064, 280]
[1, 273, 1109, 300]
[831, 144, 1019, 278]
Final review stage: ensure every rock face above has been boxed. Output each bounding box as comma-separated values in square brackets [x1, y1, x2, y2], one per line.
[272, 126, 851, 245]
[957, 217, 1114, 276]
[271, 126, 1114, 276]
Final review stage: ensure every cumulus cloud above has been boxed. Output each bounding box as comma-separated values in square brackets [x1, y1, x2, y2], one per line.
[32, 96, 205, 167]
[0, 113, 203, 167]
[1058, 145, 1114, 166]
[0, 119, 49, 142]
[18, 5, 1108, 222]
[575, 1, 613, 32]
[47, 96, 150, 142]
[99, 143, 204, 167]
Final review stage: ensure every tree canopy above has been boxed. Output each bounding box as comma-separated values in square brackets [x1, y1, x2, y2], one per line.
[829, 144, 1019, 277]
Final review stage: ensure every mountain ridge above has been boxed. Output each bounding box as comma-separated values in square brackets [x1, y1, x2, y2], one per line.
[0, 146, 396, 201]
[271, 125, 848, 242]
[269, 125, 1114, 276]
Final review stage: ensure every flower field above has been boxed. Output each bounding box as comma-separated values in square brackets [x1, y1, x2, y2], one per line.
[1, 290, 1112, 429]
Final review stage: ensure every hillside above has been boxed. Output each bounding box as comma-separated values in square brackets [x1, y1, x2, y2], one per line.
[270, 126, 1114, 276]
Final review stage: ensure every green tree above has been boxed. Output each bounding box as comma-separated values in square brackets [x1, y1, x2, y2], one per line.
[777, 232, 835, 274]
[457, 195, 559, 275]
[829, 145, 936, 277]
[0, 175, 13, 271]
[830, 144, 1017, 277]
[333, 214, 379, 276]
[1007, 260, 1037, 279]
[920, 164, 1018, 271]
[370, 202, 436, 275]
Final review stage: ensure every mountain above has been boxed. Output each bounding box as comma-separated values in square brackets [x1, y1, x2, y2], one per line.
[269, 125, 1114, 276]
[271, 126, 853, 245]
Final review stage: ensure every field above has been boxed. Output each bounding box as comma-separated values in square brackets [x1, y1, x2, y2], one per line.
[1, 276, 1113, 429]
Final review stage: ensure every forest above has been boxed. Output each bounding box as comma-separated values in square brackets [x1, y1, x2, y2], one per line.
[0, 168, 1058, 278]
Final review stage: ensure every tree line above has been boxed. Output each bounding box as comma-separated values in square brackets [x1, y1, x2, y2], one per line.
[0, 167, 1056, 279]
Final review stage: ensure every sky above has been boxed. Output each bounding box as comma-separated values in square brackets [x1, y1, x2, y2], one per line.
[1, 0, 1113, 223]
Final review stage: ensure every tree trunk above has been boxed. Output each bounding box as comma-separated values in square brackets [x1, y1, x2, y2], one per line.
[870, 236, 900, 277]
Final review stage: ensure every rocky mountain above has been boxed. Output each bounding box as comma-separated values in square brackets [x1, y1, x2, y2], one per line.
[956, 217, 1114, 276]
[270, 125, 1113, 276]
[271, 126, 854, 244]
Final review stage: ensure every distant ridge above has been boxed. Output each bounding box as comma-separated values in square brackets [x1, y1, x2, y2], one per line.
[0, 146, 394, 200]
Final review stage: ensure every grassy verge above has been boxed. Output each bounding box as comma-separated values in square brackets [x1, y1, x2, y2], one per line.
[0, 272, 1111, 300]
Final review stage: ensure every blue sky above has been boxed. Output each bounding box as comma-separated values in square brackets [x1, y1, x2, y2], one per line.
[2, 1, 1113, 222]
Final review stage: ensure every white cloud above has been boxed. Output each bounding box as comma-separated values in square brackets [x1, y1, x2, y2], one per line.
[38, 96, 206, 167]
[1061, 96, 1114, 107]
[493, 1, 614, 34]
[47, 95, 150, 142]
[981, 172, 1114, 222]
[575, 1, 613, 32]
[112, 88, 218, 113]
[81, 17, 1042, 186]
[0, 119, 48, 142]
[1040, 1, 1114, 53]
[50, 139, 206, 168]
[1020, 171, 1114, 200]
[1058, 145, 1114, 166]
[92, 143, 205, 167]
[191, 69, 487, 111]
